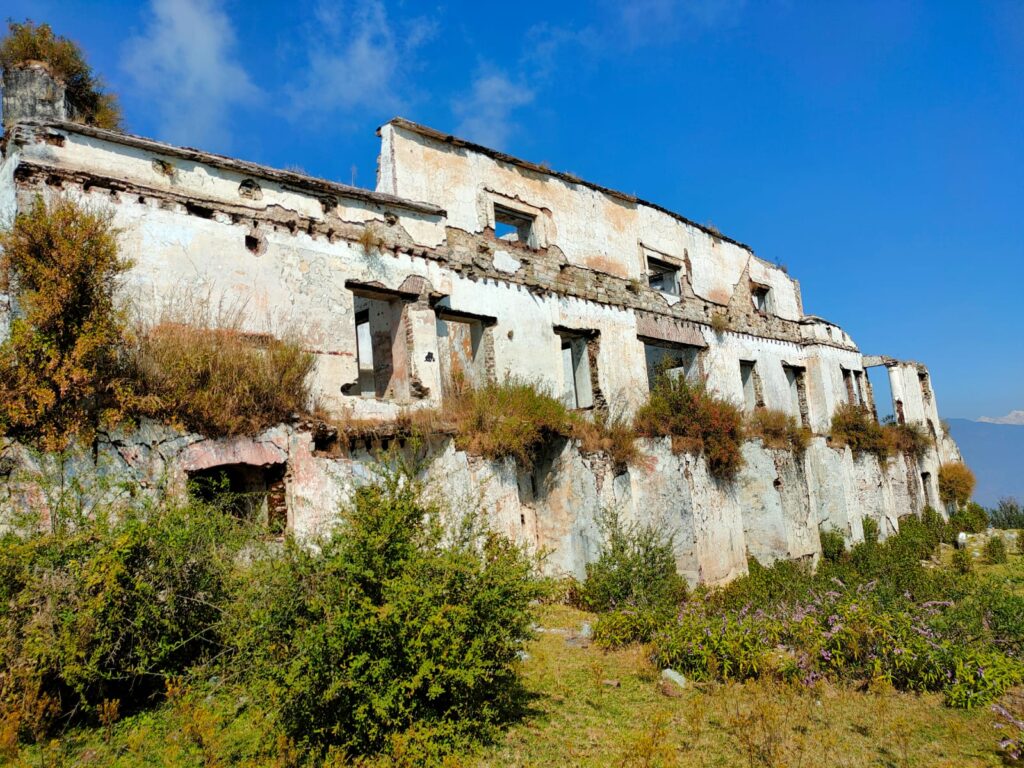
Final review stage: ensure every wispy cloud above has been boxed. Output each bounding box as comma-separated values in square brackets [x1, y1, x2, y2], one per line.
[617, 0, 747, 46]
[288, 1, 434, 125]
[122, 0, 260, 150]
[452, 70, 534, 149]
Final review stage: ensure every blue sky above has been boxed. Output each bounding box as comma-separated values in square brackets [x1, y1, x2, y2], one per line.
[7, 0, 1022, 420]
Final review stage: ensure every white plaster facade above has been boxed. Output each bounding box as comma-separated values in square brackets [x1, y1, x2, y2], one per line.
[0, 68, 965, 583]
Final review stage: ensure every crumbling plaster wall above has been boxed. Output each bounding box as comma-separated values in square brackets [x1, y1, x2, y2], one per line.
[11, 422, 931, 587]
[378, 122, 801, 319]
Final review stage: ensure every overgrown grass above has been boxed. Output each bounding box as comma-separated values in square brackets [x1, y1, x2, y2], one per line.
[124, 308, 316, 437]
[746, 407, 811, 453]
[634, 373, 744, 480]
[0, 20, 121, 129]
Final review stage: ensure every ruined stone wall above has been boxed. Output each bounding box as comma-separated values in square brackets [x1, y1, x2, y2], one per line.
[2, 421, 931, 586]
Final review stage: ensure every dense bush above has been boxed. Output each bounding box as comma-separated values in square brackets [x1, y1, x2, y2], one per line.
[746, 408, 810, 453]
[645, 511, 1024, 709]
[0, 496, 248, 742]
[985, 536, 1009, 565]
[0, 196, 131, 451]
[0, 20, 121, 129]
[948, 502, 989, 536]
[634, 373, 744, 480]
[952, 548, 973, 575]
[990, 498, 1024, 530]
[125, 315, 315, 437]
[227, 466, 541, 761]
[582, 508, 687, 616]
[882, 421, 933, 460]
[939, 461, 976, 508]
[592, 609, 665, 649]
[819, 528, 846, 564]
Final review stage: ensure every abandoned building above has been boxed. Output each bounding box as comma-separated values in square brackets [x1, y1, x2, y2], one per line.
[0, 63, 963, 584]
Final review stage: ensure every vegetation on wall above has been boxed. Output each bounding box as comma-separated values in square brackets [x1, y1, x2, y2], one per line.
[0, 196, 130, 450]
[0, 20, 121, 129]
[830, 403, 934, 462]
[124, 310, 315, 438]
[745, 407, 810, 453]
[634, 372, 745, 480]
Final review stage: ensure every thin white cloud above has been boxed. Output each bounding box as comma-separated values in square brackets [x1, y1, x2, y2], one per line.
[618, 0, 747, 46]
[978, 410, 1024, 425]
[452, 71, 534, 150]
[288, 1, 434, 123]
[123, 0, 260, 150]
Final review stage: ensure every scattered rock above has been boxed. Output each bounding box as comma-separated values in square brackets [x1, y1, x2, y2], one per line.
[660, 668, 686, 691]
[579, 621, 593, 639]
[602, 679, 621, 688]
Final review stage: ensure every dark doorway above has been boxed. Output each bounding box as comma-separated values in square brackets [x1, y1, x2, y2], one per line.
[187, 462, 287, 534]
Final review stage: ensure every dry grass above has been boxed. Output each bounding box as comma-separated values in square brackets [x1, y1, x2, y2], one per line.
[124, 304, 315, 438]
[746, 408, 810, 453]
[574, 411, 644, 470]
[883, 421, 933, 460]
[710, 311, 730, 334]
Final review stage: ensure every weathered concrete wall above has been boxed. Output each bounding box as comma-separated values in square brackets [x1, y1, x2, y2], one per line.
[1, 423, 936, 587]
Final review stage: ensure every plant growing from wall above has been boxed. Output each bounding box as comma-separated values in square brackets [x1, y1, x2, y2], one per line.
[939, 461, 976, 509]
[829, 403, 889, 460]
[0, 195, 130, 451]
[0, 20, 121, 129]
[746, 408, 810, 453]
[634, 372, 745, 480]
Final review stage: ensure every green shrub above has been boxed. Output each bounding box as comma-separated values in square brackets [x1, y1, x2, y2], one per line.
[228, 466, 541, 760]
[952, 548, 973, 575]
[593, 609, 665, 649]
[0, 494, 249, 741]
[445, 378, 576, 468]
[652, 610, 776, 683]
[939, 461, 976, 509]
[861, 516, 880, 545]
[949, 502, 988, 536]
[985, 536, 1009, 565]
[989, 498, 1024, 530]
[580, 508, 687, 614]
[0, 20, 121, 129]
[819, 528, 846, 564]
[713, 557, 815, 612]
[0, 196, 130, 451]
[634, 373, 744, 480]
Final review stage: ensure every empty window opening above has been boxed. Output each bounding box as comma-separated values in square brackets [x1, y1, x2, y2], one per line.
[493, 204, 535, 246]
[187, 462, 287, 534]
[739, 360, 764, 412]
[558, 331, 596, 410]
[895, 399, 906, 424]
[642, 339, 703, 391]
[647, 256, 681, 296]
[352, 293, 410, 401]
[842, 367, 865, 407]
[783, 364, 809, 426]
[866, 366, 894, 423]
[751, 285, 771, 314]
[918, 371, 933, 403]
[436, 312, 494, 396]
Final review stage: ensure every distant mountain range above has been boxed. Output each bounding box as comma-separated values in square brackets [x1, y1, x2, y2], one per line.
[946, 419, 1024, 508]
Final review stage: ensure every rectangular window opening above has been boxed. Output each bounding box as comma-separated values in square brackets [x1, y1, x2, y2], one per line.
[647, 256, 680, 296]
[352, 293, 409, 400]
[642, 338, 703, 391]
[739, 360, 761, 412]
[436, 312, 493, 396]
[783, 364, 808, 426]
[751, 285, 771, 314]
[494, 204, 535, 247]
[557, 331, 595, 410]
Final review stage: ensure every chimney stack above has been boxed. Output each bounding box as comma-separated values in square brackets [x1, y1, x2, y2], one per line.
[2, 62, 73, 131]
